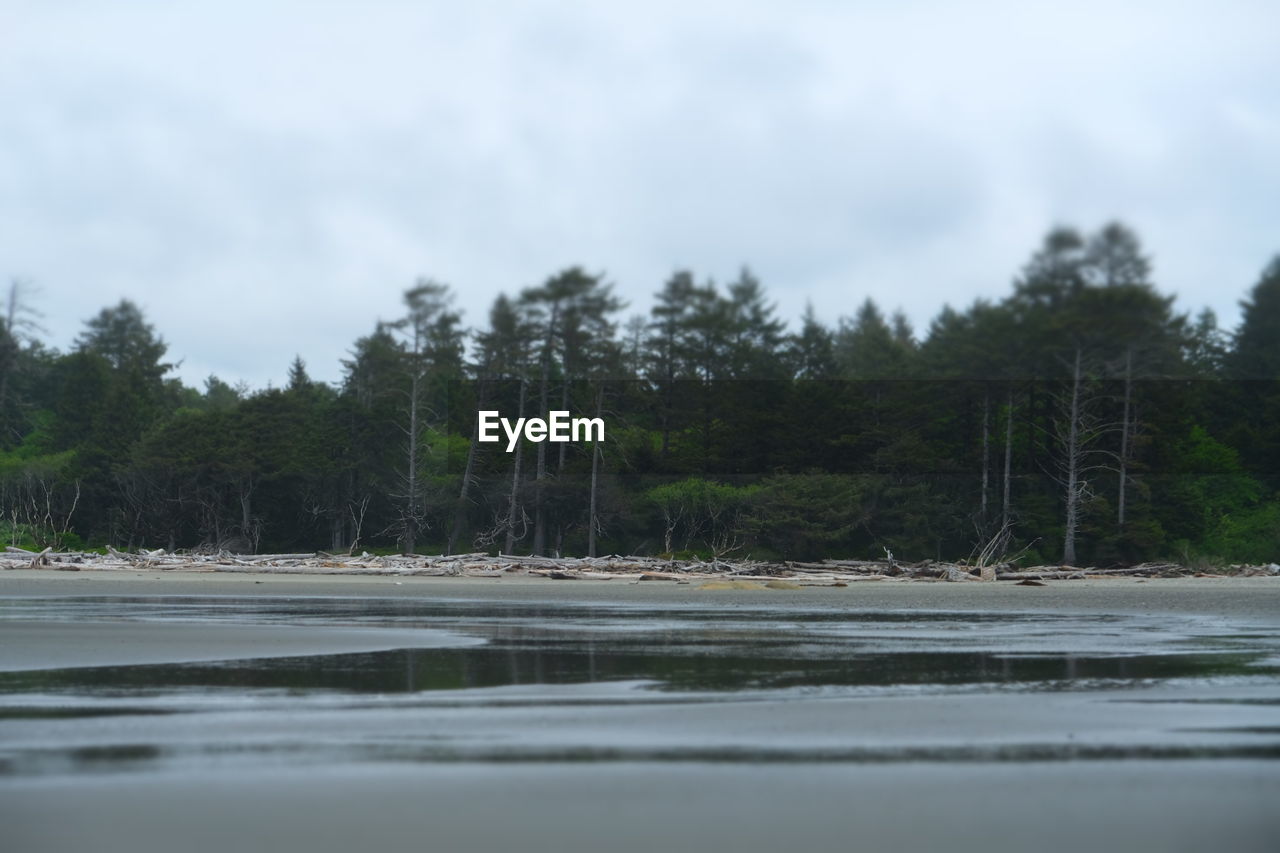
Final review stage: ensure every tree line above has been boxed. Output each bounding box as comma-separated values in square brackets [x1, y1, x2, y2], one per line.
[2, 222, 1278, 566]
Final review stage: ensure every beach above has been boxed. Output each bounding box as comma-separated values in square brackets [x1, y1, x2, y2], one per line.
[2, 570, 1277, 852]
[4, 568, 1280, 618]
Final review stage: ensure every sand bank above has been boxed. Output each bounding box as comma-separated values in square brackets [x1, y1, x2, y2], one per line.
[2, 568, 1278, 620]
[7, 761, 1278, 853]
[0, 618, 479, 671]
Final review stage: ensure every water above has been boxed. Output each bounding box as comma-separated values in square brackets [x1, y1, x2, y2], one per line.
[2, 594, 1278, 852]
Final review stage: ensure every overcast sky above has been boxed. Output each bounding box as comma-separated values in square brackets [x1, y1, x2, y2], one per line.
[2, 1, 1277, 389]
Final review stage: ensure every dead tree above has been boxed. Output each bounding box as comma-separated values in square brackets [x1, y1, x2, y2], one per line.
[980, 387, 991, 525]
[1050, 348, 1118, 565]
[587, 383, 605, 557]
[385, 281, 463, 555]
[446, 382, 485, 556]
[1116, 346, 1134, 531]
[504, 378, 529, 554]
[1001, 385, 1014, 530]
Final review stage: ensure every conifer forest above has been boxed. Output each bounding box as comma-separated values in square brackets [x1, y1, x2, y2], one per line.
[3, 223, 1278, 566]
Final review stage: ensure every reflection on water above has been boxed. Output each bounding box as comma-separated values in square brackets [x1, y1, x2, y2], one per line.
[0, 645, 1271, 698]
[1, 595, 1278, 776]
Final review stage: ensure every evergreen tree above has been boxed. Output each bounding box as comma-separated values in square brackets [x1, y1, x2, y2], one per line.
[646, 271, 699, 383]
[0, 279, 44, 447]
[287, 356, 312, 393]
[725, 267, 786, 378]
[1011, 227, 1086, 314]
[1229, 256, 1280, 380]
[386, 279, 465, 554]
[645, 271, 702, 461]
[3, 228, 1272, 565]
[201, 376, 244, 412]
[453, 294, 536, 555]
[1184, 308, 1228, 377]
[1224, 257, 1280, 491]
[1083, 221, 1152, 288]
[76, 299, 171, 380]
[835, 298, 912, 378]
[520, 268, 621, 554]
[788, 303, 837, 379]
[342, 327, 402, 409]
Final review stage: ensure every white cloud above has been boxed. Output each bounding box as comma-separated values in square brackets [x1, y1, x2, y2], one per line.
[1, 0, 1276, 387]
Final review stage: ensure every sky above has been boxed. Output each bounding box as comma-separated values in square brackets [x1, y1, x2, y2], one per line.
[2, 0, 1277, 390]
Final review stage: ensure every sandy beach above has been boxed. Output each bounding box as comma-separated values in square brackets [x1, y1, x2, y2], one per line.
[8, 761, 1278, 853]
[0, 619, 480, 672]
[2, 569, 1277, 853]
[4, 568, 1279, 619]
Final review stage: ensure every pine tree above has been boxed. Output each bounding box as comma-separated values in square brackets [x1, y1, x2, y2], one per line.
[789, 303, 837, 380]
[520, 268, 621, 554]
[286, 356, 312, 393]
[386, 279, 465, 554]
[1229, 256, 1280, 380]
[725, 267, 786, 378]
[835, 298, 912, 378]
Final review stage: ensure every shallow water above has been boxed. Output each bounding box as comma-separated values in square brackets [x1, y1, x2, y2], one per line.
[2, 594, 1279, 851]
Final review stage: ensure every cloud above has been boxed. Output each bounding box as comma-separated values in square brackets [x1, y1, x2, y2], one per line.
[0, 0, 1276, 388]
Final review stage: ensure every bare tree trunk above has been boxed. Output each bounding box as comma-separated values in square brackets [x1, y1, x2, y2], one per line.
[588, 384, 604, 557]
[557, 378, 571, 474]
[404, 370, 420, 555]
[447, 382, 486, 555]
[1062, 349, 1083, 566]
[533, 305, 557, 556]
[552, 374, 573, 552]
[504, 379, 528, 554]
[237, 480, 256, 552]
[0, 280, 30, 443]
[1118, 347, 1132, 532]
[659, 380, 672, 460]
[1002, 387, 1013, 530]
[1026, 383, 1038, 473]
[980, 389, 990, 525]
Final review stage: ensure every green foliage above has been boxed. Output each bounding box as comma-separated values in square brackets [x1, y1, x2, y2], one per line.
[0, 447, 81, 548]
[7, 230, 1278, 563]
[835, 299, 916, 379]
[75, 299, 171, 378]
[1200, 500, 1280, 564]
[744, 474, 869, 561]
[1229, 256, 1280, 380]
[646, 477, 759, 555]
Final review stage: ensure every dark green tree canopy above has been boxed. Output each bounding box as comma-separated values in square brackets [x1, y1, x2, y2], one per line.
[4, 230, 1277, 565]
[1230, 256, 1280, 380]
[788, 303, 837, 380]
[835, 298, 914, 378]
[76, 299, 171, 380]
[474, 294, 534, 379]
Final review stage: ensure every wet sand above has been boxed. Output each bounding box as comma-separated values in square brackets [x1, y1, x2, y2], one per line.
[8, 761, 1278, 853]
[2, 570, 1277, 852]
[3, 568, 1279, 620]
[0, 620, 480, 671]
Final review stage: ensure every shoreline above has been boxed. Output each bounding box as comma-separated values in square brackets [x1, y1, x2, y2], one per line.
[0, 619, 479, 672]
[3, 569, 1279, 620]
[4, 570, 1277, 853]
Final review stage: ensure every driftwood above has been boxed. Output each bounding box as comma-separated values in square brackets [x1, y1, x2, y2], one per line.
[0, 548, 1275, 582]
[996, 570, 1086, 581]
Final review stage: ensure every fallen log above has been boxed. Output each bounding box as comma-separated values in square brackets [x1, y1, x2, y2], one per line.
[1086, 565, 1182, 576]
[996, 570, 1086, 580]
[9, 548, 1272, 581]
